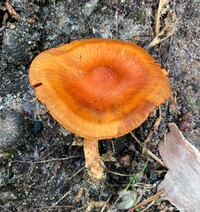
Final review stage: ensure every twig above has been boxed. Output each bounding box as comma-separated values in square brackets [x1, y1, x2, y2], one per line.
[130, 133, 166, 168]
[148, 0, 176, 48]
[100, 194, 113, 212]
[140, 200, 156, 212]
[11, 156, 82, 164]
[130, 108, 166, 168]
[143, 147, 166, 168]
[27, 205, 75, 212]
[51, 191, 71, 207]
[143, 107, 162, 147]
[5, 0, 20, 20]
[128, 190, 164, 212]
[155, 0, 169, 35]
[130, 132, 141, 145]
[68, 166, 85, 180]
[109, 195, 121, 211]
[148, 24, 174, 48]
[135, 189, 146, 206]
[106, 170, 133, 177]
[115, 7, 119, 38]
[0, 205, 12, 212]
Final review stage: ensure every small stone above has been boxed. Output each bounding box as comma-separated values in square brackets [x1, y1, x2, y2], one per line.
[179, 113, 194, 131]
[84, 0, 99, 18]
[0, 190, 17, 201]
[32, 120, 43, 134]
[118, 154, 132, 168]
[0, 110, 26, 152]
[116, 190, 137, 210]
[149, 170, 158, 183]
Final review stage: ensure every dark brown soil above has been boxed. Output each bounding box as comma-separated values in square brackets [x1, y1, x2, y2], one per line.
[0, 0, 199, 211]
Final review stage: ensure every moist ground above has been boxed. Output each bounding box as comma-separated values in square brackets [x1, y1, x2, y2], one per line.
[0, 0, 199, 211]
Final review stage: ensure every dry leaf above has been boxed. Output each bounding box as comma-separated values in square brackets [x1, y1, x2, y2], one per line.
[158, 123, 200, 212]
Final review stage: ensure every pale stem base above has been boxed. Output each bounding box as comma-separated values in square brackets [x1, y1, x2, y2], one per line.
[83, 138, 105, 181]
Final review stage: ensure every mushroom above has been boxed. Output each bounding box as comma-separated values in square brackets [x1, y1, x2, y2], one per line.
[29, 38, 171, 181]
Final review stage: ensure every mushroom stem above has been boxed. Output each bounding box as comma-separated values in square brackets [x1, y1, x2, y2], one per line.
[83, 138, 105, 181]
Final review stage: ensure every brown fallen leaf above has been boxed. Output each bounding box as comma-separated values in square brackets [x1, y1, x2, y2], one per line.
[158, 123, 200, 212]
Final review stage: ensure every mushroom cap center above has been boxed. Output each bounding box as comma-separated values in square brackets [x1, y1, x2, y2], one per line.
[83, 66, 120, 94]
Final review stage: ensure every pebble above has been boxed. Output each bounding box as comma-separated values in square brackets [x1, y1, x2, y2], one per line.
[0, 189, 17, 201]
[118, 154, 132, 168]
[31, 120, 43, 134]
[0, 110, 26, 152]
[179, 113, 194, 131]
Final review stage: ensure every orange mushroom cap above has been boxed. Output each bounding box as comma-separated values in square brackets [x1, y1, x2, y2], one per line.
[29, 38, 171, 139]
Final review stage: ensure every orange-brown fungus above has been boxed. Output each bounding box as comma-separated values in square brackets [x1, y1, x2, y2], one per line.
[29, 38, 171, 181]
[29, 38, 171, 139]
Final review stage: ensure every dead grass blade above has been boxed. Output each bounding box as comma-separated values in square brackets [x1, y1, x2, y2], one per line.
[148, 0, 176, 48]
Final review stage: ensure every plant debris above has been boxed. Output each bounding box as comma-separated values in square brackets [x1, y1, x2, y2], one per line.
[148, 0, 176, 48]
[158, 123, 200, 211]
[4, 0, 20, 20]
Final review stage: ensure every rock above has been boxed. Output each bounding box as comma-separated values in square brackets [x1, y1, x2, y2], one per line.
[0, 110, 26, 152]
